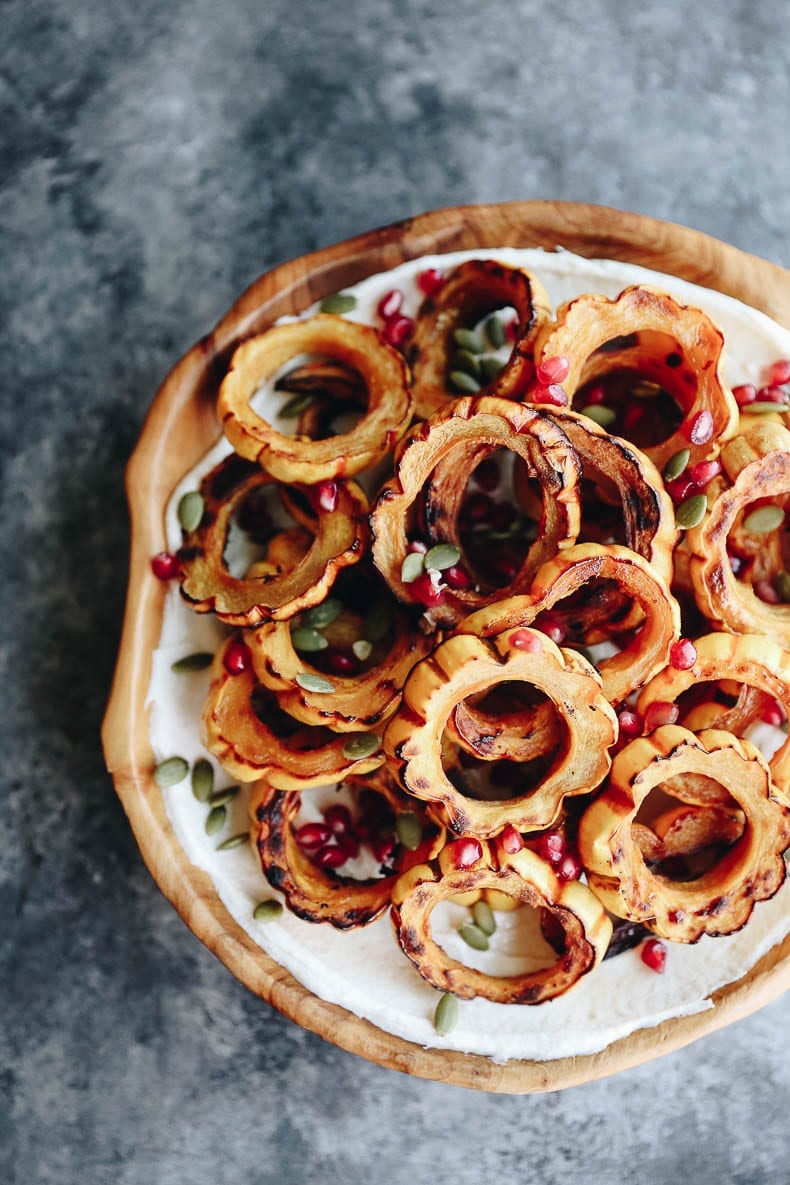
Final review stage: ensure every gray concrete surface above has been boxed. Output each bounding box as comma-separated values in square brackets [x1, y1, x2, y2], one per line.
[2, 1, 789, 1181]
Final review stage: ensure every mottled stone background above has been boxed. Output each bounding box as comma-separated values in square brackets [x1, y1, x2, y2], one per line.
[2, 1, 789, 1181]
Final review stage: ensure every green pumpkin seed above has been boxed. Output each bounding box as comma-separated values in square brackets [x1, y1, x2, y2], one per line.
[454, 350, 481, 379]
[295, 672, 336, 694]
[775, 571, 790, 603]
[177, 491, 205, 532]
[209, 785, 240, 808]
[342, 732, 381, 760]
[743, 401, 789, 414]
[364, 604, 392, 643]
[453, 328, 485, 354]
[479, 355, 505, 384]
[484, 315, 506, 349]
[450, 370, 481, 394]
[662, 448, 691, 483]
[631, 380, 662, 398]
[401, 551, 426, 583]
[191, 758, 214, 803]
[290, 627, 329, 653]
[352, 639, 372, 662]
[279, 393, 316, 418]
[433, 991, 459, 1036]
[743, 505, 785, 534]
[580, 404, 617, 429]
[424, 543, 461, 571]
[253, 899, 283, 922]
[153, 756, 189, 788]
[303, 598, 343, 629]
[458, 923, 490, 951]
[395, 811, 423, 852]
[675, 494, 708, 530]
[217, 831, 249, 851]
[320, 293, 357, 314]
[171, 651, 213, 673]
[472, 900, 496, 936]
[205, 805, 226, 835]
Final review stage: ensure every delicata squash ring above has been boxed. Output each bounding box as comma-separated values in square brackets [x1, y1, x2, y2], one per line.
[371, 396, 581, 628]
[178, 454, 369, 626]
[407, 258, 552, 418]
[384, 628, 617, 837]
[202, 640, 384, 789]
[217, 314, 412, 482]
[637, 632, 790, 799]
[578, 726, 790, 943]
[533, 285, 739, 470]
[390, 836, 612, 1003]
[688, 419, 790, 646]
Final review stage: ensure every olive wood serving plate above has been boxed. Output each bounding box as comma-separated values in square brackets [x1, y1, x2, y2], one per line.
[102, 200, 790, 1093]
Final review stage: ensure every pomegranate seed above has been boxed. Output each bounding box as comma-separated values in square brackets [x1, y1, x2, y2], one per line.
[461, 491, 495, 522]
[151, 551, 181, 580]
[618, 709, 644, 739]
[756, 384, 789, 404]
[536, 355, 570, 385]
[685, 410, 714, 446]
[622, 404, 647, 433]
[768, 359, 790, 386]
[665, 475, 697, 504]
[755, 579, 780, 604]
[733, 383, 757, 407]
[540, 909, 566, 953]
[315, 844, 348, 869]
[474, 458, 501, 492]
[336, 833, 360, 861]
[644, 700, 679, 731]
[416, 267, 445, 297]
[761, 700, 785, 727]
[582, 383, 607, 406]
[640, 937, 667, 973]
[382, 315, 414, 349]
[223, 641, 252, 676]
[444, 564, 472, 590]
[557, 852, 583, 882]
[410, 569, 446, 607]
[371, 835, 397, 863]
[377, 288, 404, 321]
[325, 651, 356, 675]
[687, 460, 721, 488]
[315, 481, 338, 513]
[510, 629, 542, 653]
[538, 832, 566, 865]
[407, 539, 427, 554]
[324, 803, 353, 837]
[493, 558, 518, 583]
[534, 611, 566, 644]
[500, 823, 523, 853]
[446, 837, 483, 870]
[531, 382, 568, 407]
[294, 822, 332, 852]
[669, 638, 697, 671]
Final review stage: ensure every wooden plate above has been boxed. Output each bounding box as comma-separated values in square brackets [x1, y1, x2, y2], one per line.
[102, 200, 790, 1092]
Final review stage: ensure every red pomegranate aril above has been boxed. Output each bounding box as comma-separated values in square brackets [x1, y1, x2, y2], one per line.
[474, 458, 501, 492]
[618, 708, 643, 739]
[407, 539, 428, 554]
[534, 612, 566, 645]
[531, 382, 568, 407]
[500, 823, 524, 853]
[315, 481, 338, 513]
[462, 491, 495, 522]
[733, 383, 757, 407]
[755, 579, 780, 604]
[325, 650, 357, 675]
[493, 558, 518, 583]
[644, 700, 679, 731]
[151, 551, 181, 581]
[416, 267, 445, 297]
[371, 835, 397, 863]
[336, 833, 360, 861]
[295, 822, 332, 852]
[669, 638, 697, 671]
[557, 852, 582, 882]
[622, 403, 647, 433]
[510, 629, 542, 653]
[446, 837, 483, 870]
[411, 569, 446, 607]
[685, 410, 714, 446]
[536, 355, 570, 385]
[223, 640, 252, 676]
[315, 844, 348, 870]
[756, 384, 789, 404]
[762, 700, 785, 727]
[538, 831, 566, 865]
[382, 315, 414, 349]
[687, 460, 721, 488]
[377, 288, 403, 321]
[768, 359, 790, 386]
[444, 564, 472, 590]
[324, 803, 353, 837]
[665, 475, 697, 504]
[640, 937, 667, 973]
[582, 383, 607, 406]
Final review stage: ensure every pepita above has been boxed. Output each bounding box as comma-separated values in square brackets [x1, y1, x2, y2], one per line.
[433, 991, 459, 1036]
[401, 552, 425, 583]
[279, 393, 316, 418]
[153, 756, 189, 788]
[458, 922, 490, 951]
[662, 448, 691, 483]
[479, 355, 505, 384]
[775, 571, 790, 603]
[342, 733, 381, 760]
[450, 370, 481, 394]
[743, 401, 788, 414]
[631, 380, 662, 398]
[209, 785, 240, 808]
[205, 805, 227, 835]
[453, 328, 485, 354]
[303, 599, 343, 629]
[295, 672, 336, 694]
[191, 758, 214, 803]
[253, 899, 284, 922]
[454, 350, 481, 378]
[472, 900, 496, 936]
[290, 627, 329, 653]
[675, 494, 707, 530]
[364, 604, 392, 643]
[580, 404, 617, 429]
[743, 505, 785, 534]
[351, 639, 373, 662]
[217, 832, 249, 851]
[424, 543, 461, 572]
[395, 810, 423, 852]
[171, 652, 213, 673]
[484, 314, 506, 349]
[319, 293, 357, 314]
[177, 491, 205, 532]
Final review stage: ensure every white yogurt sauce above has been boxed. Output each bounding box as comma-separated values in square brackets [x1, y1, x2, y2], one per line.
[148, 248, 790, 1063]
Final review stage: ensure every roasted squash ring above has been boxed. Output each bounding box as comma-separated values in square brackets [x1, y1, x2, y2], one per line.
[458, 543, 680, 707]
[688, 419, 790, 645]
[390, 837, 611, 1003]
[578, 726, 790, 942]
[384, 628, 617, 837]
[533, 286, 739, 470]
[370, 396, 581, 629]
[637, 632, 790, 799]
[407, 259, 551, 418]
[178, 454, 369, 626]
[201, 641, 384, 789]
[249, 771, 436, 929]
[217, 315, 412, 482]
